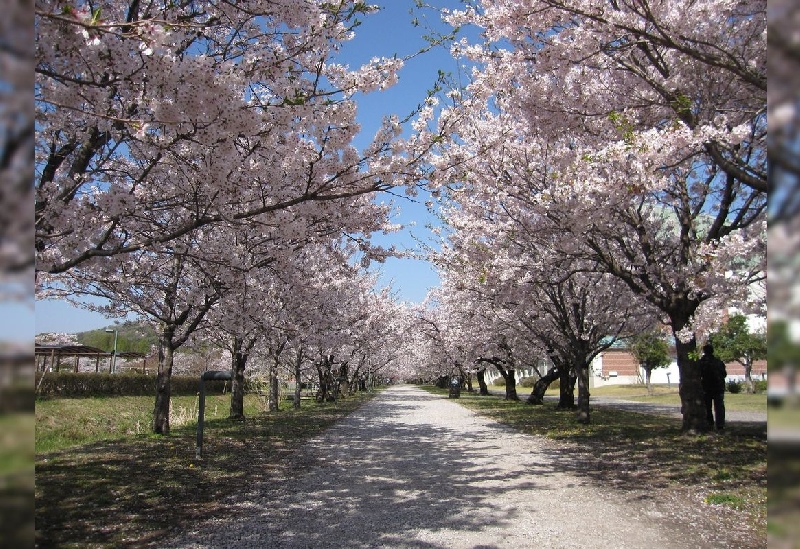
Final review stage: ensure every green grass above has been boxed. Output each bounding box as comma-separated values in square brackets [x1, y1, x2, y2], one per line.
[566, 384, 767, 413]
[768, 404, 800, 429]
[428, 385, 767, 539]
[584, 384, 678, 398]
[35, 393, 264, 453]
[768, 442, 800, 548]
[1, 413, 35, 547]
[35, 391, 377, 548]
[705, 492, 745, 509]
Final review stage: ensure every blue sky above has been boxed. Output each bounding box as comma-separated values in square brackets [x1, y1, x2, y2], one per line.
[33, 0, 465, 335]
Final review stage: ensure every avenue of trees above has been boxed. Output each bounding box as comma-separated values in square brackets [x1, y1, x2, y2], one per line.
[35, 0, 767, 435]
[414, 0, 766, 432]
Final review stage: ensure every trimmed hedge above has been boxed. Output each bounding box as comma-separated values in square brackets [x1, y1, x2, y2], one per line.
[1, 385, 35, 412]
[35, 371, 230, 398]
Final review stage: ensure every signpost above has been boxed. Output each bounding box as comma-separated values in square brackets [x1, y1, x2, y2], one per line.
[196, 370, 233, 459]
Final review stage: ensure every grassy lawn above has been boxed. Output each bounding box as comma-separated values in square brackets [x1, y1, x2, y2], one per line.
[768, 404, 800, 429]
[1, 413, 35, 548]
[577, 383, 767, 413]
[428, 385, 767, 542]
[769, 441, 800, 548]
[35, 391, 377, 548]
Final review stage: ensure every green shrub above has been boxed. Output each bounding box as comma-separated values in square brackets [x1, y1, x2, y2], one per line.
[726, 380, 742, 394]
[753, 379, 767, 393]
[491, 377, 507, 386]
[34, 371, 230, 398]
[518, 376, 538, 388]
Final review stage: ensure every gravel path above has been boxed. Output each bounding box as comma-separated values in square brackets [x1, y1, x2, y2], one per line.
[166, 385, 754, 549]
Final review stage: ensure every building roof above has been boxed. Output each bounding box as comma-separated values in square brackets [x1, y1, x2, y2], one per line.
[34, 344, 145, 359]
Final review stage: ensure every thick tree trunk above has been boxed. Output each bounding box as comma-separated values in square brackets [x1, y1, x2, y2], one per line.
[476, 368, 489, 395]
[337, 361, 349, 397]
[496, 366, 519, 400]
[557, 367, 576, 409]
[674, 336, 710, 433]
[293, 348, 303, 409]
[645, 368, 653, 396]
[527, 365, 559, 404]
[575, 363, 590, 424]
[316, 356, 333, 402]
[268, 356, 279, 412]
[229, 337, 247, 420]
[153, 327, 175, 434]
[505, 369, 519, 400]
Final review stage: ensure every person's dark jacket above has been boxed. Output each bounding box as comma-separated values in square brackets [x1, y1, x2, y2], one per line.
[699, 353, 727, 395]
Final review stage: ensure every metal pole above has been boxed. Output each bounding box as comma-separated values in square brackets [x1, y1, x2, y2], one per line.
[196, 377, 206, 460]
[105, 328, 118, 373]
[195, 370, 233, 460]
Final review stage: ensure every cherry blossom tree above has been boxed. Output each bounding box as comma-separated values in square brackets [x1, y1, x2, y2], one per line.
[431, 184, 656, 420]
[1, 0, 33, 306]
[35, 0, 421, 276]
[768, 0, 800, 222]
[421, 0, 767, 432]
[35, 0, 429, 433]
[38, 232, 226, 433]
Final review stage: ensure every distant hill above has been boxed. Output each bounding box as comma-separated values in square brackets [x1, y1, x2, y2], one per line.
[76, 321, 159, 355]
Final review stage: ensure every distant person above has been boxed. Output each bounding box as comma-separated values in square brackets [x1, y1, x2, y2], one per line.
[699, 343, 727, 431]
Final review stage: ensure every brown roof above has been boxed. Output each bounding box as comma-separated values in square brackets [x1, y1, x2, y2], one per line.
[34, 344, 144, 358]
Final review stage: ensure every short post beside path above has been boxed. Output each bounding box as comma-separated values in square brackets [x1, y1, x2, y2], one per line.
[196, 370, 232, 459]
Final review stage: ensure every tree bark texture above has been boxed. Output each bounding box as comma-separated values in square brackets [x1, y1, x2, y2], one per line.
[558, 367, 576, 409]
[575, 363, 591, 424]
[268, 357, 279, 412]
[476, 368, 490, 395]
[527, 365, 560, 405]
[293, 348, 303, 409]
[674, 336, 711, 433]
[230, 338, 247, 420]
[153, 326, 175, 434]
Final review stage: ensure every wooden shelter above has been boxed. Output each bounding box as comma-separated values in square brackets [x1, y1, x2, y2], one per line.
[35, 344, 147, 373]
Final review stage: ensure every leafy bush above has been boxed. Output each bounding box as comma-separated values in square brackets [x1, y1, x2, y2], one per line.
[518, 376, 538, 388]
[35, 371, 229, 398]
[491, 377, 507, 386]
[753, 379, 767, 393]
[726, 380, 742, 394]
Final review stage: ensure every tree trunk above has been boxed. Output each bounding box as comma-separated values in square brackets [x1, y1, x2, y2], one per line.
[153, 326, 175, 434]
[674, 336, 710, 433]
[506, 370, 518, 400]
[527, 365, 559, 405]
[557, 367, 576, 409]
[575, 363, 590, 424]
[476, 368, 489, 395]
[293, 348, 303, 409]
[743, 359, 754, 394]
[645, 368, 653, 396]
[229, 337, 247, 420]
[496, 366, 519, 400]
[337, 361, 349, 397]
[268, 356, 279, 412]
[316, 356, 333, 402]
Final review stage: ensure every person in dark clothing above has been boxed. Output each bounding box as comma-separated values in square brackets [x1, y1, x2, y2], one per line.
[699, 343, 727, 430]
